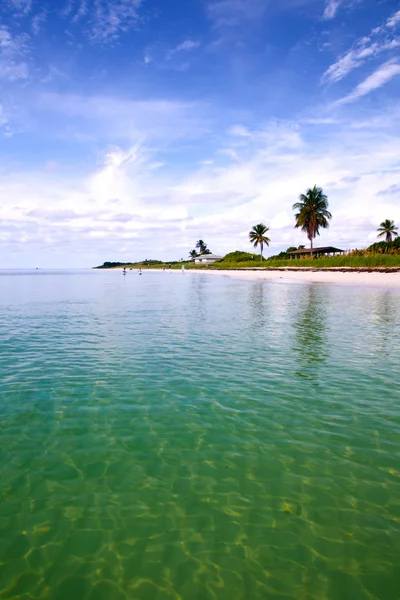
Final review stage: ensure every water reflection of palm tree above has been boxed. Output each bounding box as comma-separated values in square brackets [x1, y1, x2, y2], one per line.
[190, 273, 208, 321]
[371, 291, 400, 357]
[248, 282, 268, 327]
[292, 285, 328, 378]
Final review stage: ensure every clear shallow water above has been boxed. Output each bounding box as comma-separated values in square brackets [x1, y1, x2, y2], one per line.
[0, 270, 400, 600]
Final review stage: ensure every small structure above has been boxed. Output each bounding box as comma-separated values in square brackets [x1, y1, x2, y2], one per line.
[194, 253, 223, 265]
[287, 246, 344, 258]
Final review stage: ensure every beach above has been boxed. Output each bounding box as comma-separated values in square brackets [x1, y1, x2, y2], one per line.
[201, 268, 400, 287]
[143, 268, 400, 287]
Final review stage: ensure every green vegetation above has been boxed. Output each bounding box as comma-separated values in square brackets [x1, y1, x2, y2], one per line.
[365, 236, 400, 255]
[249, 223, 270, 262]
[259, 254, 400, 269]
[377, 219, 399, 243]
[206, 254, 400, 269]
[95, 259, 178, 269]
[195, 240, 211, 255]
[220, 251, 262, 263]
[268, 246, 304, 260]
[293, 185, 332, 255]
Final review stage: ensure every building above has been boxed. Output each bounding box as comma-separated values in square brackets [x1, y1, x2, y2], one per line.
[194, 253, 223, 265]
[287, 246, 344, 258]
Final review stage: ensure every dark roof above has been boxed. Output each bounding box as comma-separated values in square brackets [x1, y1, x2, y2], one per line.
[288, 246, 344, 255]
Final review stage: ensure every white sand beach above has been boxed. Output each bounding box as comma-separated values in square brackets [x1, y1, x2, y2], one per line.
[142, 268, 400, 287]
[195, 268, 400, 287]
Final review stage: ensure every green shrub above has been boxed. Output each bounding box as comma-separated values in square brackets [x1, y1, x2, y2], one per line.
[366, 237, 400, 254]
[219, 251, 262, 263]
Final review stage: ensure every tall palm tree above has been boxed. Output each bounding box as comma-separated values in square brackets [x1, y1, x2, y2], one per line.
[293, 185, 332, 255]
[189, 249, 198, 259]
[195, 240, 208, 255]
[377, 219, 398, 243]
[249, 224, 270, 262]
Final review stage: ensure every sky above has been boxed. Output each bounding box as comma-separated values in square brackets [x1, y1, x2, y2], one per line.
[1, 0, 400, 267]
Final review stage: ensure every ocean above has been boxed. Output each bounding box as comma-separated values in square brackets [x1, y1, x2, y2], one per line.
[1, 269, 399, 600]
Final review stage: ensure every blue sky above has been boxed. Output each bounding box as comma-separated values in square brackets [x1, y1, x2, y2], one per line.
[1, 0, 400, 267]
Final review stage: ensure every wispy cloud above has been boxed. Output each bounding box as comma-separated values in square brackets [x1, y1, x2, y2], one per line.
[6, 0, 32, 16]
[377, 183, 400, 196]
[32, 11, 47, 35]
[173, 40, 200, 53]
[336, 60, 400, 104]
[37, 92, 205, 143]
[374, 9, 400, 32]
[90, 0, 144, 42]
[72, 0, 89, 22]
[0, 25, 29, 81]
[166, 40, 200, 60]
[322, 0, 342, 21]
[63, 0, 143, 42]
[324, 8, 400, 83]
[207, 0, 266, 28]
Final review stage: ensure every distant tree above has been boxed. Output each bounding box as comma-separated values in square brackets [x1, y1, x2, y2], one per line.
[249, 223, 270, 262]
[196, 240, 206, 254]
[377, 219, 398, 243]
[195, 240, 210, 255]
[293, 186, 332, 256]
[189, 250, 198, 259]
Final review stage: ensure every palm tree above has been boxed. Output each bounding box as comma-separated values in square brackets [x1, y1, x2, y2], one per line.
[293, 185, 332, 255]
[377, 219, 398, 243]
[195, 240, 209, 255]
[249, 224, 270, 262]
[189, 249, 198, 259]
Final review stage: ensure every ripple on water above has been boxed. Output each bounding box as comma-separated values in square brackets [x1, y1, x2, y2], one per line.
[0, 271, 400, 599]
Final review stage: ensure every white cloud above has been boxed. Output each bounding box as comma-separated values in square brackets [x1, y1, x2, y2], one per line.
[7, 0, 32, 16]
[323, 8, 400, 83]
[72, 0, 89, 21]
[37, 92, 204, 143]
[386, 10, 400, 29]
[62, 0, 143, 41]
[32, 11, 47, 35]
[166, 39, 200, 60]
[207, 0, 266, 27]
[174, 40, 200, 52]
[143, 51, 151, 65]
[0, 26, 29, 81]
[322, 0, 342, 20]
[88, 0, 143, 42]
[336, 60, 400, 104]
[3, 107, 400, 267]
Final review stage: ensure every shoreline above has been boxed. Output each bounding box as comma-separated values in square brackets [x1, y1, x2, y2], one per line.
[118, 267, 400, 287]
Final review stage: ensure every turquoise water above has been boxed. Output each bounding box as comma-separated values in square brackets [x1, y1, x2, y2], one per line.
[1, 270, 400, 600]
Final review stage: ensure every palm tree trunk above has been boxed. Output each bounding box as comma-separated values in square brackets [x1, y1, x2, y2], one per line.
[309, 236, 313, 256]
[387, 233, 392, 243]
[260, 243, 263, 263]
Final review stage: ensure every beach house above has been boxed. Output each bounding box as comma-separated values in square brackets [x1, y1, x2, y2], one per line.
[194, 254, 223, 265]
[287, 246, 344, 258]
